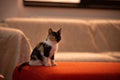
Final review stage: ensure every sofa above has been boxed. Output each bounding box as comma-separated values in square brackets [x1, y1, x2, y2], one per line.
[4, 18, 120, 60]
[0, 17, 120, 80]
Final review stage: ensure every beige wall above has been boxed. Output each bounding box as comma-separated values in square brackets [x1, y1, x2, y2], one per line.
[0, 0, 120, 20]
[0, 0, 18, 20]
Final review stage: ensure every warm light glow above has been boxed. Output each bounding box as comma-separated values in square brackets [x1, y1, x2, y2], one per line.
[25, 0, 80, 3]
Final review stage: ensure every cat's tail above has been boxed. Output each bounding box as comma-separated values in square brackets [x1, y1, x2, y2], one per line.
[18, 62, 29, 72]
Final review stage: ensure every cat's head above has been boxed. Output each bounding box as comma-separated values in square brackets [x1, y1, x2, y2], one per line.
[48, 28, 61, 43]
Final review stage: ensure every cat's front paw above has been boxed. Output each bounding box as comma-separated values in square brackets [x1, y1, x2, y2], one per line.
[51, 60, 57, 66]
[44, 63, 51, 67]
[51, 63, 57, 66]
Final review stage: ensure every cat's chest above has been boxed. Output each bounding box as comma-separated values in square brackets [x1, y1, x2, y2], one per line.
[44, 39, 58, 54]
[50, 44, 58, 54]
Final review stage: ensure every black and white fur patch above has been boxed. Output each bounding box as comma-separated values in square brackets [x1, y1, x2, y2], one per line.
[18, 28, 61, 72]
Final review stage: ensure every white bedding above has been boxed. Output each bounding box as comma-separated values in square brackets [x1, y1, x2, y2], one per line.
[0, 27, 32, 80]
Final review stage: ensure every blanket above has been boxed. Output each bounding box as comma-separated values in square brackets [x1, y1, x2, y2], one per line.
[0, 27, 32, 80]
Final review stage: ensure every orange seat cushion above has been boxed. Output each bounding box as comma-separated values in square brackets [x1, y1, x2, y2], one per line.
[13, 62, 120, 80]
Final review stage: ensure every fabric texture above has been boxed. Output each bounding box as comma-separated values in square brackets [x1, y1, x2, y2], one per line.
[13, 62, 120, 80]
[1, 18, 120, 80]
[55, 52, 120, 62]
[5, 18, 120, 52]
[0, 27, 32, 80]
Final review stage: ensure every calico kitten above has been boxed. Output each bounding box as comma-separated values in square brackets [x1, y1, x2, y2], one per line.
[18, 28, 61, 72]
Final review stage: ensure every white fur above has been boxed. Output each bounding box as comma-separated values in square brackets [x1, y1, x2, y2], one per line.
[29, 39, 58, 66]
[44, 39, 58, 58]
[51, 60, 57, 66]
[43, 56, 51, 66]
[43, 39, 58, 66]
[29, 60, 43, 66]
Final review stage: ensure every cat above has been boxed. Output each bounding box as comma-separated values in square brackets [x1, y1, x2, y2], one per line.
[18, 28, 61, 72]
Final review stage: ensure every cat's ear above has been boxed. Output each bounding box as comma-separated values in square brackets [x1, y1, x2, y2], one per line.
[57, 28, 62, 35]
[48, 28, 53, 34]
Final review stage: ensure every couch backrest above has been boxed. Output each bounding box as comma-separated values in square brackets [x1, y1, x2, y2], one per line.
[5, 18, 120, 52]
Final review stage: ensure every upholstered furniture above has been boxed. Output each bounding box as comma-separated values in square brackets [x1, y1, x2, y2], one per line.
[5, 18, 120, 53]
[13, 62, 120, 80]
[0, 18, 120, 80]
[0, 27, 31, 80]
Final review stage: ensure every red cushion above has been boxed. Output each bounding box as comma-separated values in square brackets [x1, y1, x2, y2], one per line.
[13, 62, 120, 80]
